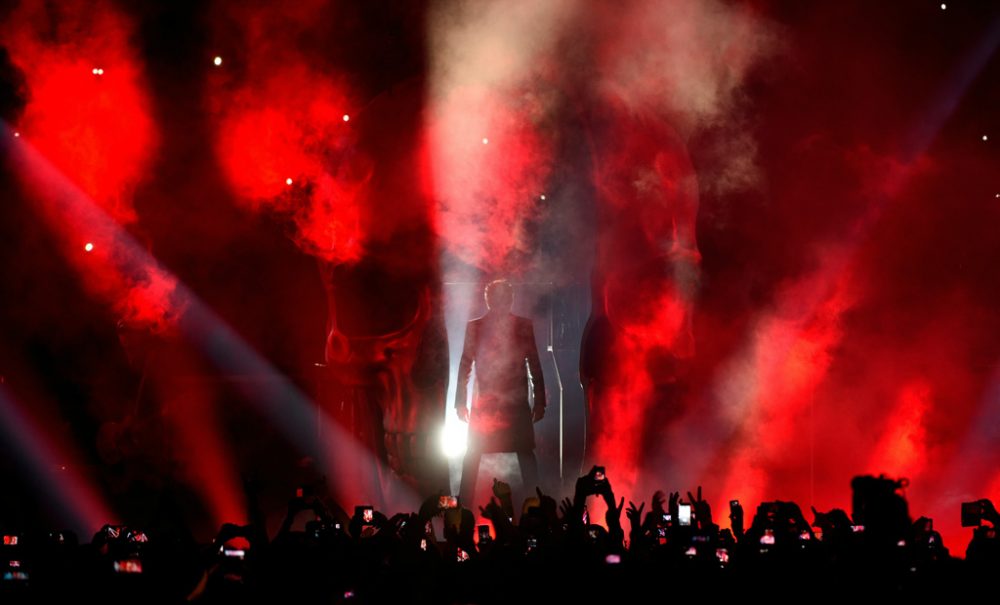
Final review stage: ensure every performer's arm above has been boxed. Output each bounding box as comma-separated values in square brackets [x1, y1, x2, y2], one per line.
[454, 322, 475, 421]
[525, 320, 547, 419]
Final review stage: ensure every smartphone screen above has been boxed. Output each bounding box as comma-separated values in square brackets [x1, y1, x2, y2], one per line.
[356, 506, 374, 524]
[113, 559, 143, 574]
[678, 504, 692, 526]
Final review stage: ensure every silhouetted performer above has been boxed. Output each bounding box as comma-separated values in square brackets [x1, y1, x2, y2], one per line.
[455, 279, 546, 504]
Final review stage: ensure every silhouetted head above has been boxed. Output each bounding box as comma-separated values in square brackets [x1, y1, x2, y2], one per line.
[484, 279, 514, 313]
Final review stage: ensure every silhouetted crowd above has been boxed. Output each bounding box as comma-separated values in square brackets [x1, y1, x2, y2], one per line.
[2, 470, 999, 603]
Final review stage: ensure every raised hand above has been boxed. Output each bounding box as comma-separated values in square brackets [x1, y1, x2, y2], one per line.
[536, 487, 558, 523]
[687, 485, 713, 527]
[492, 478, 512, 500]
[626, 500, 645, 532]
[980, 499, 1000, 526]
[651, 490, 667, 514]
[559, 497, 575, 520]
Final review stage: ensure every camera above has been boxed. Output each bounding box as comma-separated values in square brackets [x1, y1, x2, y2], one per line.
[356, 505, 375, 524]
[678, 504, 692, 526]
[962, 501, 984, 527]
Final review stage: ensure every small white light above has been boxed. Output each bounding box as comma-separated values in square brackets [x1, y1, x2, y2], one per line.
[213, 56, 223, 66]
[285, 177, 293, 186]
[13, 132, 20, 138]
[940, 3, 946, 9]
[92, 68, 99, 75]
[995, 193, 999, 198]
[342, 114, 350, 122]
[84, 242, 94, 252]
[983, 135, 989, 141]
[482, 137, 489, 145]
[540, 194, 546, 200]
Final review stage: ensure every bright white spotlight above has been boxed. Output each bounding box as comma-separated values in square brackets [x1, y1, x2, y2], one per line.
[285, 177, 293, 186]
[342, 114, 350, 122]
[983, 135, 989, 141]
[441, 419, 468, 458]
[540, 194, 546, 200]
[213, 56, 223, 66]
[940, 3, 946, 9]
[482, 137, 489, 145]
[84, 242, 94, 252]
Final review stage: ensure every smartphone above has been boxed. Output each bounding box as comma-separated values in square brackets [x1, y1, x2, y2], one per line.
[678, 503, 692, 526]
[962, 501, 983, 527]
[420, 538, 428, 551]
[661, 513, 671, 524]
[477, 525, 491, 543]
[730, 500, 740, 509]
[456, 548, 470, 562]
[594, 466, 606, 482]
[128, 530, 149, 543]
[760, 529, 775, 545]
[439, 495, 459, 510]
[716, 548, 730, 564]
[3, 562, 27, 582]
[2, 536, 17, 546]
[356, 505, 374, 524]
[605, 553, 621, 564]
[113, 559, 143, 574]
[223, 548, 246, 559]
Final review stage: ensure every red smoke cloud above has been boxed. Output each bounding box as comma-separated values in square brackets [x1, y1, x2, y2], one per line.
[0, 0, 181, 334]
[0, 0, 157, 224]
[208, 1, 365, 264]
[428, 84, 553, 272]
